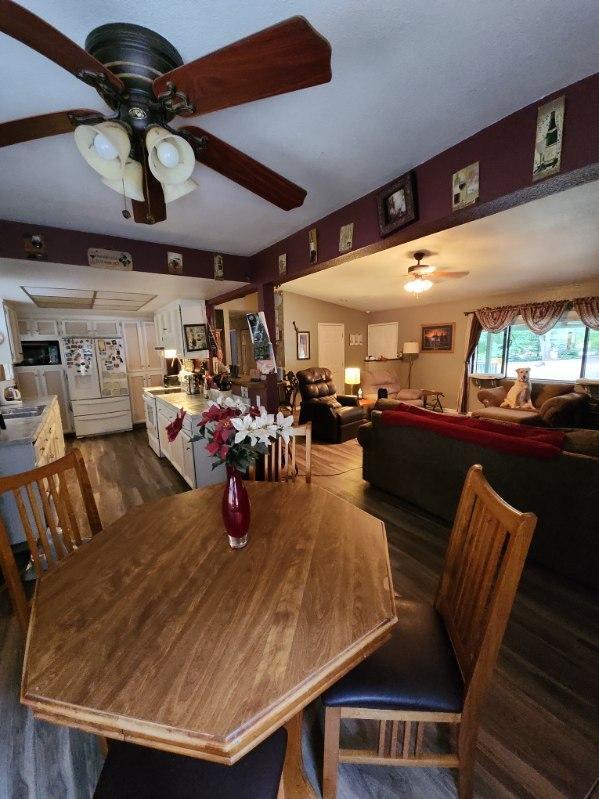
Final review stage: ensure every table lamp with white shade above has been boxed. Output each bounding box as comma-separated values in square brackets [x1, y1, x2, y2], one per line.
[345, 367, 361, 395]
[402, 341, 419, 388]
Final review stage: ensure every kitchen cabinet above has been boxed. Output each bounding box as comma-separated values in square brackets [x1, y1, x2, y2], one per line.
[3, 303, 23, 363]
[154, 300, 208, 358]
[124, 320, 165, 423]
[181, 429, 196, 488]
[15, 365, 72, 433]
[17, 318, 59, 339]
[62, 319, 122, 337]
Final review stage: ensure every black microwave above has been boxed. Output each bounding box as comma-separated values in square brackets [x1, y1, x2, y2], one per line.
[19, 340, 62, 366]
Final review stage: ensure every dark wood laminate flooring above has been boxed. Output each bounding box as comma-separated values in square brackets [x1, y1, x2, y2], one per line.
[0, 428, 597, 798]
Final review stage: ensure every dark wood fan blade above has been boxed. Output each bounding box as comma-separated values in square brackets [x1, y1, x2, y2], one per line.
[180, 125, 306, 210]
[0, 0, 123, 93]
[0, 109, 104, 148]
[154, 16, 331, 116]
[132, 144, 166, 225]
[433, 270, 470, 278]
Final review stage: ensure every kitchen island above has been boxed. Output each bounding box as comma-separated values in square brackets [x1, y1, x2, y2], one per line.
[0, 396, 65, 544]
[147, 391, 226, 489]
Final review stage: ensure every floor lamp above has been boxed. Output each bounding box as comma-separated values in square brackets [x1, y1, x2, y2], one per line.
[402, 342, 419, 388]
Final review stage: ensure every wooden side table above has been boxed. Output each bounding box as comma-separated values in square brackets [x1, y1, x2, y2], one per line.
[358, 398, 376, 417]
[421, 390, 445, 412]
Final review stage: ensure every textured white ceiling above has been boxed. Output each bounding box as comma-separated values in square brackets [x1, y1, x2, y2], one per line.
[1, 0, 599, 255]
[284, 181, 599, 311]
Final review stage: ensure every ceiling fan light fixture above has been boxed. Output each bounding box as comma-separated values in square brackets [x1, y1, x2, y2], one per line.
[405, 277, 433, 294]
[101, 159, 144, 201]
[162, 178, 198, 204]
[74, 121, 131, 180]
[146, 126, 195, 185]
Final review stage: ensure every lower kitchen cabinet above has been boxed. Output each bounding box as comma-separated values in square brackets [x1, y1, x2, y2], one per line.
[15, 366, 72, 433]
[128, 371, 163, 423]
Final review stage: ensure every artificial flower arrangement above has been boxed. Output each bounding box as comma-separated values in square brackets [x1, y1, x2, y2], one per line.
[166, 395, 294, 548]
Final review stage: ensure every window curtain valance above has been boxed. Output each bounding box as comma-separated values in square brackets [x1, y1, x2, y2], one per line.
[475, 297, 598, 334]
[573, 296, 599, 330]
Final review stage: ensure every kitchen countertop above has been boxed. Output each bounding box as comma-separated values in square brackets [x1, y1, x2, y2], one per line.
[0, 396, 56, 446]
[154, 392, 213, 420]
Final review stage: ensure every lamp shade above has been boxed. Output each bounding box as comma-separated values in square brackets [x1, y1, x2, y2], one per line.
[345, 367, 361, 385]
[402, 341, 419, 355]
[162, 179, 198, 204]
[146, 126, 196, 186]
[101, 159, 144, 201]
[74, 121, 132, 181]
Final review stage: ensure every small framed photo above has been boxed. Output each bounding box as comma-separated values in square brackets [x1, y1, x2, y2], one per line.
[339, 222, 354, 253]
[184, 323, 208, 352]
[533, 96, 565, 181]
[296, 331, 310, 360]
[278, 253, 287, 276]
[420, 323, 455, 353]
[377, 171, 417, 237]
[213, 254, 224, 280]
[308, 228, 318, 264]
[167, 251, 183, 274]
[452, 162, 479, 210]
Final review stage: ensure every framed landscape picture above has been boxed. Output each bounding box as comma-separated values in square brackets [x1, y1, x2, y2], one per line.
[297, 331, 310, 360]
[420, 323, 455, 353]
[377, 171, 417, 237]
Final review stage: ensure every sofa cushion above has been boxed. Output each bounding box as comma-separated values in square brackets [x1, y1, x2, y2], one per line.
[397, 388, 422, 400]
[472, 407, 542, 425]
[533, 382, 574, 407]
[323, 599, 463, 712]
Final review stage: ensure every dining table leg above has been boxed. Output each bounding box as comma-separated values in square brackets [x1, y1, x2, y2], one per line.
[283, 710, 317, 799]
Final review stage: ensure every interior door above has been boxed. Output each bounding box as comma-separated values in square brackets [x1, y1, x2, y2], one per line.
[318, 323, 345, 391]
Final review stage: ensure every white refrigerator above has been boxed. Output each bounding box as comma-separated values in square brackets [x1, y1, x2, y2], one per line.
[63, 337, 133, 437]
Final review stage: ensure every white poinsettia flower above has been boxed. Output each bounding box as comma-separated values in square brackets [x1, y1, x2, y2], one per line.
[231, 414, 255, 443]
[276, 412, 294, 441]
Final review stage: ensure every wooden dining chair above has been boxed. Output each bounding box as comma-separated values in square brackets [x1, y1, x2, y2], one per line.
[0, 448, 101, 633]
[249, 422, 312, 484]
[321, 464, 537, 799]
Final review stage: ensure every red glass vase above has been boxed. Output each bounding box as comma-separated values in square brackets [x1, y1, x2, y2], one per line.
[222, 465, 251, 549]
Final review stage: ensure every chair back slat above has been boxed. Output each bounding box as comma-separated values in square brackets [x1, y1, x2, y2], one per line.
[0, 448, 102, 632]
[249, 423, 312, 484]
[435, 465, 536, 698]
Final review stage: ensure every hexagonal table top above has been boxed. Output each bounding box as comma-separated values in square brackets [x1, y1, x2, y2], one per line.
[22, 482, 396, 778]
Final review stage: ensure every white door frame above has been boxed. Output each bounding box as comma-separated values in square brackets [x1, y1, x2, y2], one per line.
[317, 323, 345, 390]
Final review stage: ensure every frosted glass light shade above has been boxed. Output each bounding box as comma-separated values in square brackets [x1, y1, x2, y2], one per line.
[405, 277, 433, 294]
[146, 126, 195, 185]
[74, 121, 131, 180]
[101, 159, 144, 201]
[162, 179, 198, 204]
[345, 367, 361, 385]
[402, 341, 419, 355]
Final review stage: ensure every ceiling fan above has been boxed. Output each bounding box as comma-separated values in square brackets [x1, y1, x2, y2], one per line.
[404, 251, 469, 294]
[0, 1, 332, 224]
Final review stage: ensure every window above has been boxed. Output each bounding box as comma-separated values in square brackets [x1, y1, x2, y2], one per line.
[470, 311, 597, 382]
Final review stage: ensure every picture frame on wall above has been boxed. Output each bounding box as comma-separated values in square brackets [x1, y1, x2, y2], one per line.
[420, 323, 455, 353]
[296, 331, 311, 360]
[532, 96, 565, 181]
[308, 228, 318, 264]
[377, 171, 417, 237]
[452, 162, 479, 210]
[278, 253, 287, 276]
[184, 323, 208, 351]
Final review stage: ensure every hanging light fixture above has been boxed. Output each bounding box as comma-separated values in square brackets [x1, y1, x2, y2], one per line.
[145, 126, 197, 203]
[404, 277, 433, 294]
[74, 121, 143, 201]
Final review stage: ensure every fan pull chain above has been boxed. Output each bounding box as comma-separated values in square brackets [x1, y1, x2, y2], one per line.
[121, 178, 131, 219]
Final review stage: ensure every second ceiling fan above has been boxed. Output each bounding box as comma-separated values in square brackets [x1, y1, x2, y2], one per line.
[0, 1, 332, 224]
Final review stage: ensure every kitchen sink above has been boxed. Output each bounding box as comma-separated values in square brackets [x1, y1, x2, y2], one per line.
[1, 405, 46, 419]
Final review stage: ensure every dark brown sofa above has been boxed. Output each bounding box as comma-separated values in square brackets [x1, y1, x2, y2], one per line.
[358, 411, 599, 588]
[473, 380, 589, 427]
[297, 367, 367, 443]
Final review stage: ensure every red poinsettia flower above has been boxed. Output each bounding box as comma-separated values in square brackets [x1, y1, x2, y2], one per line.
[166, 408, 186, 442]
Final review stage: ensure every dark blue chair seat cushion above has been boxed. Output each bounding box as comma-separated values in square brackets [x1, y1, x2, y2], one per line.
[93, 728, 287, 799]
[322, 599, 464, 712]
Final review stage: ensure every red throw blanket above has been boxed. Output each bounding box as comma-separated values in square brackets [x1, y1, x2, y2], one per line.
[380, 404, 565, 459]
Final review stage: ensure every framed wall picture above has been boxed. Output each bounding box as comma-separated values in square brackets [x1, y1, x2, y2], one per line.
[452, 162, 479, 210]
[278, 253, 287, 276]
[532, 96, 565, 181]
[296, 330, 310, 360]
[213, 254, 224, 280]
[339, 223, 354, 253]
[377, 171, 417, 237]
[184, 323, 208, 351]
[420, 323, 455, 353]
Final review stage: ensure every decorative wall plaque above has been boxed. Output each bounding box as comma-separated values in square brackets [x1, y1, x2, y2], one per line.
[87, 248, 133, 270]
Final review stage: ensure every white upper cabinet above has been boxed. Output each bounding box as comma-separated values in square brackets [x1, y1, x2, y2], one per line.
[18, 319, 59, 339]
[154, 300, 208, 358]
[62, 319, 122, 337]
[3, 303, 23, 363]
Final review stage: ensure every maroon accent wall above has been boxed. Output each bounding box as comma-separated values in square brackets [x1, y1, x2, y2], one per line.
[0, 220, 252, 283]
[251, 72, 599, 285]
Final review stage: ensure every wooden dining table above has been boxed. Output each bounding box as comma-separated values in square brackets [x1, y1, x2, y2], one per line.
[21, 481, 397, 798]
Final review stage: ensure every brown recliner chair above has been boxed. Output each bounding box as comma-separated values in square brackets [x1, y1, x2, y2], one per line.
[297, 367, 366, 443]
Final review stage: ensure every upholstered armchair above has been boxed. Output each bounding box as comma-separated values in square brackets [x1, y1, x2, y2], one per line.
[474, 379, 589, 427]
[297, 367, 367, 443]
